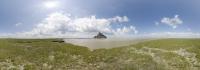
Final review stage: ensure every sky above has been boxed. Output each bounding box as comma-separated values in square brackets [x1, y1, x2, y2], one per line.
[0, 0, 200, 38]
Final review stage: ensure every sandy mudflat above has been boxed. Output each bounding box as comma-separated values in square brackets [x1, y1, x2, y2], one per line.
[64, 38, 151, 49]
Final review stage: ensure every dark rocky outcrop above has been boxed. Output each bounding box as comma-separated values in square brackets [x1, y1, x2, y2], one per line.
[94, 32, 107, 39]
[52, 39, 65, 43]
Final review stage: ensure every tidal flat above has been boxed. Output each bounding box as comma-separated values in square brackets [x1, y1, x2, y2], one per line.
[0, 38, 200, 70]
[64, 38, 150, 49]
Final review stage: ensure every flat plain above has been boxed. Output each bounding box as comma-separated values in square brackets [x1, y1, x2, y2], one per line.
[0, 38, 200, 70]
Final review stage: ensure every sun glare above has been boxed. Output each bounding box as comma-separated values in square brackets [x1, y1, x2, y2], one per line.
[44, 1, 59, 8]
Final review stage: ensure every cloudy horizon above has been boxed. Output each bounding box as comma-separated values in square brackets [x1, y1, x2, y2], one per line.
[0, 0, 200, 38]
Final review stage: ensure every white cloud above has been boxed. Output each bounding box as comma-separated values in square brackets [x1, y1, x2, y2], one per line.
[0, 33, 13, 38]
[109, 16, 129, 22]
[160, 15, 183, 29]
[19, 12, 137, 38]
[115, 26, 138, 35]
[15, 22, 22, 26]
[149, 32, 200, 38]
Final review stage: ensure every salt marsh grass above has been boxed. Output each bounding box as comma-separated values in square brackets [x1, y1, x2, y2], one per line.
[0, 38, 200, 70]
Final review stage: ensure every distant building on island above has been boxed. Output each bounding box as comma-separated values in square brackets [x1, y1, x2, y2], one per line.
[94, 32, 107, 39]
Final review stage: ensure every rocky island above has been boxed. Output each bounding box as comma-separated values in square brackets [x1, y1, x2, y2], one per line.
[94, 32, 107, 39]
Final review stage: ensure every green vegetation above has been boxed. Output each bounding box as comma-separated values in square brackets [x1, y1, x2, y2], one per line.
[0, 38, 200, 70]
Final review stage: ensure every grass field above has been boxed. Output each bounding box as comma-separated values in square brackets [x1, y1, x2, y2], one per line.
[0, 38, 200, 70]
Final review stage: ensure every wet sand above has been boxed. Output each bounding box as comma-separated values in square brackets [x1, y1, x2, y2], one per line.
[64, 38, 151, 49]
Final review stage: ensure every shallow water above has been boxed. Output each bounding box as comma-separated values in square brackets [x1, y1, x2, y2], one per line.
[64, 38, 149, 49]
